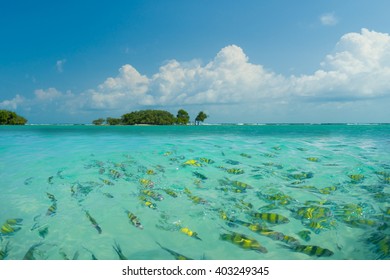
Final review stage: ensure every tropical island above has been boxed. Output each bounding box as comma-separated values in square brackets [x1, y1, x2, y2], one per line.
[92, 109, 208, 125]
[0, 110, 27, 125]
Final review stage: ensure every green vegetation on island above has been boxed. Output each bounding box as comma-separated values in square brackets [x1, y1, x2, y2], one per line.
[92, 109, 208, 126]
[0, 110, 27, 125]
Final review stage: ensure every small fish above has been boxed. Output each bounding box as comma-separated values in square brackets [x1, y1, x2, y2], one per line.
[24, 177, 33, 185]
[226, 168, 245, 175]
[138, 196, 157, 209]
[156, 241, 193, 260]
[100, 178, 114, 186]
[163, 189, 178, 198]
[46, 202, 57, 216]
[348, 174, 364, 183]
[46, 192, 57, 202]
[289, 172, 313, 180]
[23, 243, 43, 260]
[225, 159, 240, 165]
[48, 176, 54, 185]
[183, 159, 202, 167]
[199, 158, 214, 164]
[251, 212, 290, 224]
[139, 178, 154, 188]
[192, 171, 208, 180]
[38, 225, 49, 239]
[103, 192, 114, 198]
[180, 227, 202, 240]
[297, 230, 311, 242]
[306, 157, 320, 162]
[112, 242, 128, 260]
[85, 211, 102, 234]
[126, 211, 143, 229]
[220, 232, 267, 253]
[289, 244, 334, 257]
[240, 153, 252, 158]
[146, 169, 155, 175]
[281, 235, 300, 246]
[141, 189, 164, 201]
[0, 241, 10, 260]
[5, 218, 23, 226]
[318, 186, 337, 194]
[109, 169, 122, 179]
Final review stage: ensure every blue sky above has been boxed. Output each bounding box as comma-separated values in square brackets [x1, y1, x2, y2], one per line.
[1, 0, 390, 123]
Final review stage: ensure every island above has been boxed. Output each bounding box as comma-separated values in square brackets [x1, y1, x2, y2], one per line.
[93, 109, 208, 126]
[0, 110, 27, 125]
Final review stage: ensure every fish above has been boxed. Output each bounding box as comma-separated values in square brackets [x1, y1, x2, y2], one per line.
[348, 174, 364, 183]
[232, 219, 284, 241]
[48, 176, 54, 184]
[138, 196, 157, 209]
[24, 177, 33, 185]
[306, 157, 320, 162]
[295, 206, 332, 220]
[0, 241, 10, 260]
[146, 169, 155, 175]
[126, 211, 143, 229]
[199, 158, 214, 164]
[281, 235, 301, 246]
[5, 218, 23, 226]
[226, 168, 245, 175]
[141, 189, 164, 201]
[100, 178, 114, 186]
[46, 202, 57, 216]
[192, 171, 208, 180]
[183, 159, 202, 167]
[85, 211, 102, 234]
[23, 243, 43, 260]
[112, 241, 128, 260]
[288, 244, 334, 257]
[180, 227, 202, 240]
[224, 159, 240, 165]
[251, 212, 290, 224]
[318, 186, 337, 194]
[240, 153, 252, 158]
[220, 231, 268, 253]
[163, 189, 178, 198]
[343, 219, 379, 228]
[289, 172, 313, 180]
[297, 230, 311, 242]
[139, 178, 154, 188]
[231, 180, 252, 190]
[46, 192, 57, 202]
[103, 192, 114, 198]
[109, 169, 122, 179]
[156, 242, 193, 260]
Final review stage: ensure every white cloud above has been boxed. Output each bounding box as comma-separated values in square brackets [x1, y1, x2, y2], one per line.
[0, 94, 25, 110]
[34, 88, 63, 101]
[56, 59, 66, 73]
[320, 13, 338, 26]
[2, 28, 390, 122]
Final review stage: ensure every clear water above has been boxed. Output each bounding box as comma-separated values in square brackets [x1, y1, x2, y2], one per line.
[0, 125, 389, 260]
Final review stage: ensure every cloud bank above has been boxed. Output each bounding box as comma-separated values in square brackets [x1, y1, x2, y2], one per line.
[1, 28, 390, 122]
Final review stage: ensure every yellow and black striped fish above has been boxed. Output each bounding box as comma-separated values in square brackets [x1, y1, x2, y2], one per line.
[290, 244, 334, 257]
[0, 241, 10, 260]
[163, 189, 178, 198]
[220, 232, 267, 253]
[46, 202, 57, 216]
[199, 158, 215, 164]
[141, 189, 164, 201]
[251, 212, 290, 224]
[138, 196, 157, 209]
[126, 211, 143, 229]
[297, 230, 311, 242]
[180, 227, 201, 240]
[226, 168, 245, 175]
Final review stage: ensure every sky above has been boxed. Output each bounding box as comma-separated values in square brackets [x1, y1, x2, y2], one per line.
[1, 0, 390, 124]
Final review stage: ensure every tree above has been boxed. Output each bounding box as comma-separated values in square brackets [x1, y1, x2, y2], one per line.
[195, 111, 208, 125]
[121, 110, 176, 125]
[176, 109, 190, 125]
[106, 117, 122, 125]
[0, 110, 27, 125]
[92, 118, 105, 125]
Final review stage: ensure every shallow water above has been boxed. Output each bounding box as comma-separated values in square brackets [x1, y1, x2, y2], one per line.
[0, 125, 389, 260]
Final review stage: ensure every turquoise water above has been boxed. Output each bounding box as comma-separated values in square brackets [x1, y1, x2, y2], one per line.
[0, 124, 389, 260]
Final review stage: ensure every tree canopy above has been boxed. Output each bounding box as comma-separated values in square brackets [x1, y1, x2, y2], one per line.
[176, 109, 190, 125]
[195, 111, 208, 125]
[121, 110, 176, 125]
[0, 110, 27, 125]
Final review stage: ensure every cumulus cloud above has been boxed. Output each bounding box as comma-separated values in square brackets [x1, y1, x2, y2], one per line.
[0, 94, 25, 110]
[2, 28, 390, 122]
[320, 13, 338, 26]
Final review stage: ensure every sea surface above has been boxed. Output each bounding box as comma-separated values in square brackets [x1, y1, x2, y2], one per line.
[1, 124, 389, 260]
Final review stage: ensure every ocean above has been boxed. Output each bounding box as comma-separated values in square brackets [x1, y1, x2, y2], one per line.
[0, 124, 389, 260]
